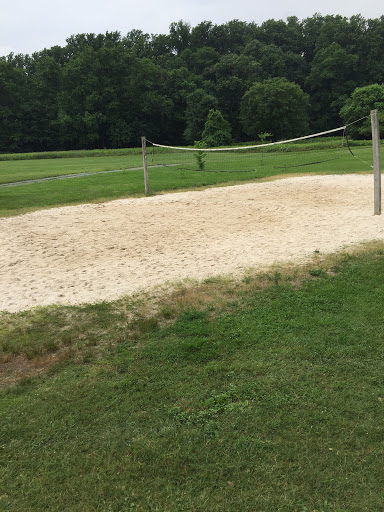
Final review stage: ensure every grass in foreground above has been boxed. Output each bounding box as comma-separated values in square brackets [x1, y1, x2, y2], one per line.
[1, 243, 384, 511]
[0, 143, 376, 217]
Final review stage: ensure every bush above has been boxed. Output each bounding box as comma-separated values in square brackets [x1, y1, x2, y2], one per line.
[193, 140, 207, 170]
[202, 109, 232, 147]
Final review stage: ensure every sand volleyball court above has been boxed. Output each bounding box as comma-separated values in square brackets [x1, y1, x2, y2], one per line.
[1, 174, 384, 313]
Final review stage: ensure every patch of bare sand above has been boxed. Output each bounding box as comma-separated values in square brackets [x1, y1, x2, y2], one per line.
[1, 174, 383, 313]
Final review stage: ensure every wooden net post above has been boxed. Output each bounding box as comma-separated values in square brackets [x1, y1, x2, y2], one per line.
[141, 136, 150, 195]
[371, 110, 381, 215]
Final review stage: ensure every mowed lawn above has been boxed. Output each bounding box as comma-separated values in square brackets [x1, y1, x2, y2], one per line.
[1, 142, 383, 510]
[1, 245, 384, 511]
[0, 144, 375, 217]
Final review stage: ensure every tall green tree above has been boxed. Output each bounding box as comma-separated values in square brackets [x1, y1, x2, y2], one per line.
[314, 14, 365, 54]
[161, 67, 197, 143]
[340, 84, 384, 138]
[257, 16, 303, 54]
[185, 46, 221, 76]
[169, 21, 191, 54]
[190, 21, 219, 51]
[134, 59, 175, 144]
[301, 13, 326, 62]
[305, 42, 358, 130]
[359, 17, 384, 84]
[240, 77, 310, 140]
[0, 60, 31, 152]
[220, 19, 256, 54]
[29, 56, 62, 150]
[183, 89, 218, 144]
[215, 76, 248, 140]
[202, 109, 232, 146]
[123, 30, 152, 58]
[58, 45, 140, 149]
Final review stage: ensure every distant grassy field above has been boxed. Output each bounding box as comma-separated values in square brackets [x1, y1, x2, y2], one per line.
[0, 141, 377, 217]
[0, 147, 143, 162]
[1, 244, 384, 511]
[0, 154, 144, 184]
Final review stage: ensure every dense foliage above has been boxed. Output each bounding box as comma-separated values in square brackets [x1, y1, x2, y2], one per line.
[202, 109, 233, 146]
[340, 83, 384, 138]
[240, 77, 310, 140]
[1, 14, 384, 152]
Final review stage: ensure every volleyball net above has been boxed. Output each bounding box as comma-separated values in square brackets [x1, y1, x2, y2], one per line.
[143, 124, 376, 177]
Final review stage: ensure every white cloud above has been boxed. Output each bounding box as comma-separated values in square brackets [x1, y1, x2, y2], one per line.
[0, 46, 13, 57]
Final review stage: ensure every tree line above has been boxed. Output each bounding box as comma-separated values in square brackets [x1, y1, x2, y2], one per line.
[1, 14, 384, 153]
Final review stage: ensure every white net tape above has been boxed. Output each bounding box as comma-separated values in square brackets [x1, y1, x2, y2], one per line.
[148, 126, 346, 152]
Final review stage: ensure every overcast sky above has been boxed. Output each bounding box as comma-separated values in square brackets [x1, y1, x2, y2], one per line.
[0, 0, 383, 57]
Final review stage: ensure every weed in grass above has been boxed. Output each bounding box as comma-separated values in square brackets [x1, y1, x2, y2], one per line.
[169, 385, 250, 427]
[131, 315, 159, 334]
[273, 271, 282, 284]
[158, 305, 177, 320]
[309, 268, 327, 277]
[80, 348, 96, 364]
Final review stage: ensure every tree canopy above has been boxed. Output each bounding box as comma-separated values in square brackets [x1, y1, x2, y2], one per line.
[240, 78, 310, 140]
[340, 84, 384, 138]
[0, 14, 383, 152]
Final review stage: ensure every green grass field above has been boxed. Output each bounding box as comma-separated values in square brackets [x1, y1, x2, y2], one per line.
[1, 142, 383, 510]
[1, 244, 384, 511]
[0, 154, 144, 184]
[0, 142, 377, 217]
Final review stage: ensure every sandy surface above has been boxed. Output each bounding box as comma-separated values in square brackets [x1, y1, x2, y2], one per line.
[1, 174, 383, 313]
